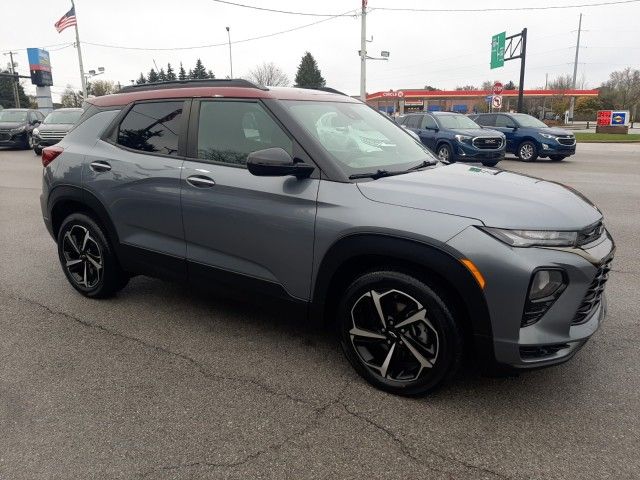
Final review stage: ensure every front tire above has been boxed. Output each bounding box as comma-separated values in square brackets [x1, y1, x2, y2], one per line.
[23, 133, 34, 150]
[482, 161, 500, 167]
[436, 144, 453, 163]
[338, 270, 463, 396]
[34, 145, 42, 156]
[517, 141, 538, 162]
[57, 213, 129, 298]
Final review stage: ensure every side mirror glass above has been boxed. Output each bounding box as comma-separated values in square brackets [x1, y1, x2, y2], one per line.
[247, 148, 314, 179]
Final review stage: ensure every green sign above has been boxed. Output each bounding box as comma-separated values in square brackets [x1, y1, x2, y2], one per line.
[491, 32, 505, 69]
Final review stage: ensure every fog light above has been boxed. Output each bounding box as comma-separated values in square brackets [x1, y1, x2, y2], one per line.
[529, 270, 564, 300]
[522, 269, 567, 327]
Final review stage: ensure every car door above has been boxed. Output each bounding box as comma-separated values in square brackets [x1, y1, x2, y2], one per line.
[493, 114, 519, 152]
[180, 98, 319, 301]
[417, 114, 438, 151]
[83, 100, 188, 280]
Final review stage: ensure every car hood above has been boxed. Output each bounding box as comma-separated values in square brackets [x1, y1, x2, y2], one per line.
[454, 128, 502, 137]
[38, 123, 74, 131]
[0, 122, 25, 129]
[357, 163, 601, 230]
[536, 127, 574, 136]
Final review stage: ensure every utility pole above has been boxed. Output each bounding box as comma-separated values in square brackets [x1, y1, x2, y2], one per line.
[4, 51, 20, 108]
[226, 27, 233, 78]
[569, 13, 583, 122]
[359, 1, 367, 101]
[71, 0, 88, 99]
[516, 28, 527, 113]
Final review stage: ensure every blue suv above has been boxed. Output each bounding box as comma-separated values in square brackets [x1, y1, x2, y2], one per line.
[398, 112, 505, 167]
[469, 113, 576, 162]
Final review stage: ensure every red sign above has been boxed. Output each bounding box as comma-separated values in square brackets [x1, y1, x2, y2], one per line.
[381, 91, 404, 98]
[597, 110, 612, 126]
[493, 82, 504, 95]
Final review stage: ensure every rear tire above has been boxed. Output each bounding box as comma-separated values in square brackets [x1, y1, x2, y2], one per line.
[338, 270, 463, 396]
[517, 141, 538, 162]
[57, 213, 129, 298]
[549, 155, 565, 161]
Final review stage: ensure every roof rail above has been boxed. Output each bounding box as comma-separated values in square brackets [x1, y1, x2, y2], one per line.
[295, 86, 348, 96]
[119, 78, 266, 93]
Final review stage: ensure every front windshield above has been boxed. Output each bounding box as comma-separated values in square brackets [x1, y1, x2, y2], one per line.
[0, 110, 28, 122]
[435, 114, 479, 129]
[512, 113, 548, 128]
[44, 110, 82, 124]
[283, 101, 435, 175]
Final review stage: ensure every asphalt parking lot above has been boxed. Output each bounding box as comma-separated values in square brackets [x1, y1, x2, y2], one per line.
[1, 144, 638, 479]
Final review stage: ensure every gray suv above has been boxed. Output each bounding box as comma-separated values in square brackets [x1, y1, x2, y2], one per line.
[40, 80, 614, 396]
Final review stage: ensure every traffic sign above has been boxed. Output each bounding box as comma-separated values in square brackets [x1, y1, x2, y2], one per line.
[493, 82, 503, 95]
[491, 32, 505, 69]
[492, 95, 503, 109]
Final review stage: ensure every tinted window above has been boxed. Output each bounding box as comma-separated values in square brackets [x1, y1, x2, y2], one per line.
[406, 115, 420, 129]
[117, 101, 183, 156]
[44, 110, 83, 124]
[434, 114, 479, 129]
[196, 101, 292, 166]
[475, 114, 496, 127]
[421, 115, 438, 129]
[0, 110, 28, 122]
[495, 115, 516, 128]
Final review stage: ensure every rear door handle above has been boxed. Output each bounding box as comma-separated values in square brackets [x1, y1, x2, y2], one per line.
[90, 160, 111, 172]
[186, 175, 216, 188]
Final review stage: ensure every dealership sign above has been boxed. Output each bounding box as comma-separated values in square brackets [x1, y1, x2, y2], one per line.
[27, 48, 53, 87]
[597, 110, 630, 126]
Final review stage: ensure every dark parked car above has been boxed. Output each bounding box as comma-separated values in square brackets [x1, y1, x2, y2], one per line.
[469, 113, 576, 161]
[0, 108, 45, 149]
[40, 79, 613, 396]
[398, 112, 505, 166]
[33, 108, 83, 155]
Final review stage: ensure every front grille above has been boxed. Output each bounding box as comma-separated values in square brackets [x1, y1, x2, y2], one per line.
[473, 136, 503, 150]
[572, 256, 612, 325]
[557, 136, 576, 146]
[520, 343, 570, 359]
[38, 130, 67, 139]
[0, 132, 9, 141]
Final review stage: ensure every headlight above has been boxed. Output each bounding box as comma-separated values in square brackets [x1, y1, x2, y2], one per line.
[33, 128, 40, 136]
[455, 134, 473, 143]
[539, 133, 556, 140]
[10, 125, 26, 134]
[480, 227, 578, 247]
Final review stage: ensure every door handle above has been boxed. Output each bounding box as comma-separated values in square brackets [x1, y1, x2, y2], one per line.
[186, 175, 216, 188]
[90, 160, 112, 172]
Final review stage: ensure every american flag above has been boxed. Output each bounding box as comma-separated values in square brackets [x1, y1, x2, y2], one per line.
[54, 6, 77, 33]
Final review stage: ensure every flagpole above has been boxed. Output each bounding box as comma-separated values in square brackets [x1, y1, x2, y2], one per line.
[71, 0, 87, 98]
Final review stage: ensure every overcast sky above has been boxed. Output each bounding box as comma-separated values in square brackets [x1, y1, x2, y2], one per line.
[2, 0, 639, 101]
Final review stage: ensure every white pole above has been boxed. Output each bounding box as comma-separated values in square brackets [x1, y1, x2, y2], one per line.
[359, 1, 366, 101]
[71, 0, 87, 99]
[226, 27, 233, 78]
[569, 13, 582, 122]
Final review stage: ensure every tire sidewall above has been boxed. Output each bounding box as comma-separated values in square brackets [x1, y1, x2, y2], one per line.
[57, 213, 120, 298]
[338, 270, 462, 396]
[437, 144, 453, 163]
[518, 141, 538, 161]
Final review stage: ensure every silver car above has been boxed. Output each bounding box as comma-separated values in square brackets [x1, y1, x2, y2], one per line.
[40, 80, 614, 396]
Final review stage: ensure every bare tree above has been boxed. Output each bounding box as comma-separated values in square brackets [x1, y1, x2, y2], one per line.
[60, 85, 83, 107]
[547, 74, 574, 90]
[90, 80, 117, 97]
[246, 62, 290, 88]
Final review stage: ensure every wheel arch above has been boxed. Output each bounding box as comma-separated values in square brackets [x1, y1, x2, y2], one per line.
[310, 234, 494, 361]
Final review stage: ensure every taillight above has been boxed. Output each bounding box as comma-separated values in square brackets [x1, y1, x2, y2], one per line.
[42, 146, 64, 167]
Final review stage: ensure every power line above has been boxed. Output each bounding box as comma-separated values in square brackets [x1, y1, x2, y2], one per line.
[1, 42, 74, 54]
[210, 0, 356, 17]
[373, 0, 640, 13]
[84, 8, 358, 51]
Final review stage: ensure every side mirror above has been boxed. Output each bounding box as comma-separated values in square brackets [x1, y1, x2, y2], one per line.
[247, 148, 314, 179]
[30, 119, 40, 126]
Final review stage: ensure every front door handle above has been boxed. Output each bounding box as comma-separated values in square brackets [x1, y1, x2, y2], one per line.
[186, 175, 216, 188]
[90, 160, 111, 172]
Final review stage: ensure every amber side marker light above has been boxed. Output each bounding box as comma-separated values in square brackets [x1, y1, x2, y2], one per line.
[460, 259, 486, 289]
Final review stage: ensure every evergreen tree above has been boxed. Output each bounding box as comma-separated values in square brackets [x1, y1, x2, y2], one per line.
[0, 70, 30, 108]
[294, 52, 326, 89]
[166, 63, 176, 81]
[158, 68, 167, 82]
[191, 59, 208, 79]
[207, 69, 215, 79]
[188, 69, 193, 79]
[147, 68, 159, 83]
[136, 73, 147, 84]
[178, 63, 187, 81]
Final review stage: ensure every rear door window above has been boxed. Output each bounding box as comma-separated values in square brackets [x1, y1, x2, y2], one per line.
[475, 114, 497, 127]
[495, 115, 516, 128]
[117, 101, 184, 156]
[405, 115, 421, 129]
[421, 115, 438, 129]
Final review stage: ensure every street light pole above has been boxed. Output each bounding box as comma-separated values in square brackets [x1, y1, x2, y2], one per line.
[359, 1, 367, 101]
[226, 26, 233, 78]
[3, 51, 20, 108]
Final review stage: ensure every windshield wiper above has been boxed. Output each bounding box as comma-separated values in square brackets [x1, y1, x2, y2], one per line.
[349, 169, 397, 180]
[403, 159, 438, 172]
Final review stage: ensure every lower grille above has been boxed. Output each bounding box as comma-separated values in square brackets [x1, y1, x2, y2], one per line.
[520, 343, 570, 359]
[39, 131, 67, 139]
[557, 136, 576, 146]
[0, 133, 10, 141]
[572, 256, 612, 325]
[473, 136, 503, 150]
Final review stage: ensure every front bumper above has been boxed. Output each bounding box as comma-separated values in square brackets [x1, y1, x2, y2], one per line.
[453, 142, 505, 162]
[447, 225, 614, 370]
[0, 131, 27, 147]
[34, 136, 64, 148]
[539, 140, 576, 157]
